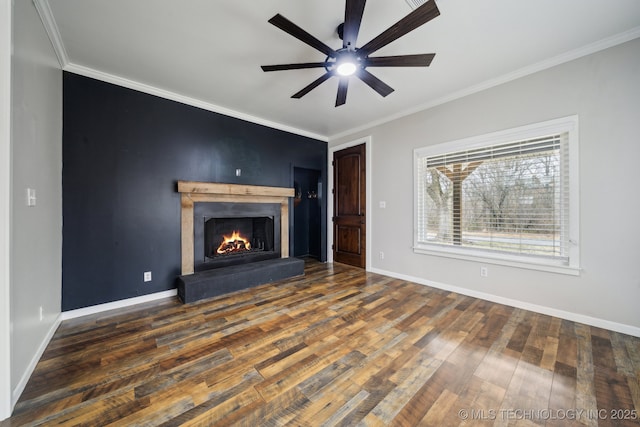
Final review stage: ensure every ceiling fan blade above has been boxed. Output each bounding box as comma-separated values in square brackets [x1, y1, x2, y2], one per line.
[336, 78, 349, 106]
[343, 0, 367, 50]
[292, 72, 333, 99]
[268, 14, 337, 57]
[359, 0, 440, 56]
[363, 53, 435, 67]
[261, 62, 327, 72]
[357, 69, 394, 97]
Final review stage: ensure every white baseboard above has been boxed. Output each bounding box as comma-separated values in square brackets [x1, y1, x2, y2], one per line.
[8, 270, 638, 415]
[10, 289, 177, 411]
[11, 315, 61, 408]
[60, 289, 178, 321]
[369, 267, 640, 338]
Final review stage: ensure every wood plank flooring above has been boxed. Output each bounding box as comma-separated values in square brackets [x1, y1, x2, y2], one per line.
[3, 260, 640, 426]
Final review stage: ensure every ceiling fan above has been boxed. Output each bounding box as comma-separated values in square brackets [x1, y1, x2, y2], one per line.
[261, 0, 440, 107]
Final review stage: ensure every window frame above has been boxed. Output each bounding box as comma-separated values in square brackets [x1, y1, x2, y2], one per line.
[413, 116, 580, 275]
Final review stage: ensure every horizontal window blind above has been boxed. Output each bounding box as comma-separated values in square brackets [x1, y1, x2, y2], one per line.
[424, 135, 561, 167]
[416, 133, 570, 262]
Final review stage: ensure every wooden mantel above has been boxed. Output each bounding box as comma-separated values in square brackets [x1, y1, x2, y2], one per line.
[178, 181, 295, 275]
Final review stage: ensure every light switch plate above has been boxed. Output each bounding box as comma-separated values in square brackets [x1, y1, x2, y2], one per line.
[26, 188, 36, 206]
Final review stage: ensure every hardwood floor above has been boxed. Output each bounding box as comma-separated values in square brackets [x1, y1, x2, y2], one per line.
[3, 260, 640, 426]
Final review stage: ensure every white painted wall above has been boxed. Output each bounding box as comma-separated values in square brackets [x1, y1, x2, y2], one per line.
[10, 0, 62, 409]
[330, 38, 640, 334]
[0, 0, 12, 420]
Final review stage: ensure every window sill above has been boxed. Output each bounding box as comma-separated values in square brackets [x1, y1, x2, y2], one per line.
[413, 245, 581, 276]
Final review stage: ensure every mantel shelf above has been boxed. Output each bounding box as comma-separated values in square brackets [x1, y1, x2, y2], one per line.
[178, 181, 294, 198]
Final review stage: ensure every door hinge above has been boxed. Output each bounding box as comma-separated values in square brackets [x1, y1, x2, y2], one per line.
[331, 244, 334, 250]
[331, 188, 335, 194]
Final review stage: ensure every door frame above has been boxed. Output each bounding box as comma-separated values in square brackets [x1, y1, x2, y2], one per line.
[328, 136, 372, 270]
[0, 0, 12, 419]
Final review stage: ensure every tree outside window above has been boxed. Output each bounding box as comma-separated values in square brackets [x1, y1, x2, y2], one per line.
[414, 117, 579, 273]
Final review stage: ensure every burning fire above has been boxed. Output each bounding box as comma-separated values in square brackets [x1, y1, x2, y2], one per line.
[216, 230, 251, 255]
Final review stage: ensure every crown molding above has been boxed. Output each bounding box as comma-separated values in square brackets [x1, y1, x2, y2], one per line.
[32, 0, 327, 141]
[328, 26, 640, 140]
[64, 63, 328, 141]
[33, 0, 68, 68]
[31, 0, 638, 143]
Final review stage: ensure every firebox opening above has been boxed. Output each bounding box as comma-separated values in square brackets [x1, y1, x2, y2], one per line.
[204, 216, 275, 260]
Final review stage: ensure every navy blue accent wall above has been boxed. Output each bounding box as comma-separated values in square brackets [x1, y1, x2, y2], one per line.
[62, 72, 327, 311]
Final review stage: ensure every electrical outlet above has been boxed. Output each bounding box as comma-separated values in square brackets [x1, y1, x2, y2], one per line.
[39, 306, 43, 321]
[480, 266, 488, 277]
[143, 271, 152, 282]
[379, 251, 385, 260]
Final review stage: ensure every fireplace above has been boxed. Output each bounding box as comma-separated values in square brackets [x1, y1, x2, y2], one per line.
[178, 181, 293, 275]
[176, 181, 303, 303]
[193, 201, 281, 271]
[205, 217, 273, 258]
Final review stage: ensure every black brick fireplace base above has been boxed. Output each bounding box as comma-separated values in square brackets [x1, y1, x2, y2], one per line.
[177, 257, 304, 303]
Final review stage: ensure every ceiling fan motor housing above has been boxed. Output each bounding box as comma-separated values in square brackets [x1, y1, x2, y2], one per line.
[324, 48, 360, 75]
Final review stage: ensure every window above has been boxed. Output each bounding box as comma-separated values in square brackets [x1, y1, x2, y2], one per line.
[414, 116, 580, 275]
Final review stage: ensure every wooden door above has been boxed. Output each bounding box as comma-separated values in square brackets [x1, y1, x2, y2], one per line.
[333, 143, 366, 268]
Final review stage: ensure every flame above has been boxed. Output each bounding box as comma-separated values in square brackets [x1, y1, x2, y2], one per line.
[216, 230, 251, 255]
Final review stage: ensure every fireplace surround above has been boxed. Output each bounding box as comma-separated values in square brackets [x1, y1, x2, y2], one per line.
[177, 181, 304, 303]
[177, 181, 303, 303]
[177, 181, 294, 274]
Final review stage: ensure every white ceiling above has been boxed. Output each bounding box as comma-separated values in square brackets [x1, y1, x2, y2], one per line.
[39, 0, 640, 140]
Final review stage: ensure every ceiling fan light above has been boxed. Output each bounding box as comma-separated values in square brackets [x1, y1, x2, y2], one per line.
[336, 61, 357, 76]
